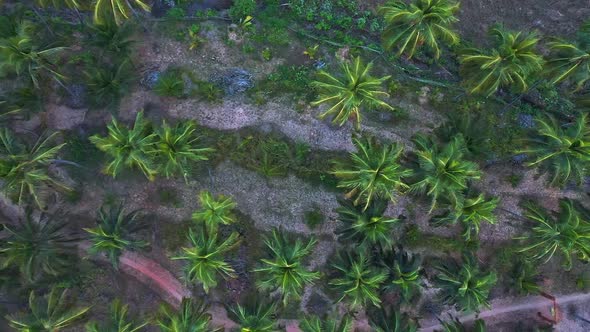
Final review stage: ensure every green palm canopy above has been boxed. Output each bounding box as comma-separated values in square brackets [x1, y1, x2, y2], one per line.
[312, 57, 393, 129]
[545, 21, 590, 91]
[379, 0, 460, 60]
[459, 26, 543, 96]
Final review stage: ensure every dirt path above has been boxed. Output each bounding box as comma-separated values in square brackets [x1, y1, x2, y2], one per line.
[419, 292, 590, 331]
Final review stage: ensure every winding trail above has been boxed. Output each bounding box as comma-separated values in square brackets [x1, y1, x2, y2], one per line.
[419, 292, 590, 331]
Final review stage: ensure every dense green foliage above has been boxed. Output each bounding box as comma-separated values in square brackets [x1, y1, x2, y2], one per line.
[191, 191, 237, 230]
[0, 128, 70, 209]
[546, 22, 590, 91]
[369, 307, 418, 332]
[380, 247, 422, 302]
[460, 27, 544, 96]
[172, 225, 240, 292]
[437, 317, 486, 332]
[330, 251, 388, 308]
[312, 57, 393, 129]
[227, 301, 277, 332]
[84, 204, 148, 268]
[0, 213, 76, 282]
[434, 254, 497, 312]
[299, 315, 354, 332]
[254, 230, 320, 306]
[518, 199, 590, 270]
[6, 287, 89, 331]
[379, 0, 460, 59]
[332, 136, 411, 210]
[156, 298, 217, 332]
[94, 0, 150, 25]
[522, 114, 590, 187]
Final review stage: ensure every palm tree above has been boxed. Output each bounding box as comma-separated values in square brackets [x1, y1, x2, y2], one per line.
[517, 199, 590, 270]
[431, 193, 499, 241]
[6, 287, 89, 331]
[521, 113, 590, 187]
[434, 112, 492, 159]
[380, 247, 422, 302]
[172, 225, 240, 292]
[379, 0, 460, 60]
[84, 203, 149, 268]
[86, 21, 135, 58]
[436, 316, 486, 332]
[434, 254, 497, 312]
[254, 230, 320, 306]
[93, 0, 151, 26]
[227, 301, 277, 332]
[35, 0, 86, 9]
[0, 128, 71, 209]
[329, 250, 388, 309]
[508, 260, 541, 296]
[459, 26, 544, 96]
[151, 121, 214, 182]
[299, 315, 353, 332]
[0, 213, 77, 282]
[90, 111, 158, 180]
[86, 299, 147, 332]
[84, 60, 135, 109]
[545, 21, 590, 91]
[369, 307, 418, 332]
[0, 20, 67, 88]
[191, 191, 237, 230]
[156, 298, 218, 332]
[410, 134, 481, 212]
[335, 198, 400, 250]
[311, 57, 393, 129]
[332, 136, 412, 211]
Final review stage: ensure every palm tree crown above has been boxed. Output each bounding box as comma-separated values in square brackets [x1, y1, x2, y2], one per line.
[434, 254, 497, 312]
[312, 57, 393, 129]
[330, 251, 388, 308]
[410, 134, 481, 212]
[379, 0, 460, 59]
[172, 225, 240, 292]
[522, 113, 590, 187]
[156, 298, 218, 332]
[191, 191, 237, 230]
[380, 247, 422, 302]
[517, 199, 590, 270]
[299, 315, 353, 332]
[227, 301, 277, 332]
[6, 287, 89, 332]
[333, 136, 412, 211]
[545, 22, 590, 91]
[254, 230, 320, 306]
[94, 0, 151, 26]
[460, 26, 543, 96]
[86, 299, 147, 332]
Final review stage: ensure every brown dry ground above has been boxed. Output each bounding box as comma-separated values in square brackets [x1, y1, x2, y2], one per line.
[12, 2, 590, 330]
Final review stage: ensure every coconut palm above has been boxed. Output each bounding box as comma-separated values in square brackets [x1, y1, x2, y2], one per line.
[84, 203, 149, 268]
[0, 128, 71, 209]
[299, 315, 353, 332]
[90, 111, 158, 180]
[380, 247, 422, 302]
[517, 199, 590, 270]
[459, 26, 543, 96]
[410, 134, 481, 212]
[84, 59, 135, 109]
[436, 316, 486, 332]
[6, 287, 89, 331]
[0, 213, 77, 282]
[0, 20, 67, 88]
[508, 260, 541, 296]
[227, 301, 277, 332]
[254, 230, 320, 306]
[151, 121, 214, 182]
[172, 225, 240, 292]
[521, 113, 590, 187]
[335, 198, 400, 250]
[369, 307, 418, 332]
[191, 191, 237, 230]
[94, 0, 151, 26]
[379, 0, 460, 60]
[156, 298, 218, 332]
[86, 21, 135, 58]
[332, 136, 412, 211]
[434, 254, 497, 312]
[431, 193, 499, 241]
[86, 299, 147, 332]
[311, 57, 393, 129]
[434, 112, 492, 159]
[545, 21, 590, 91]
[330, 250, 388, 308]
